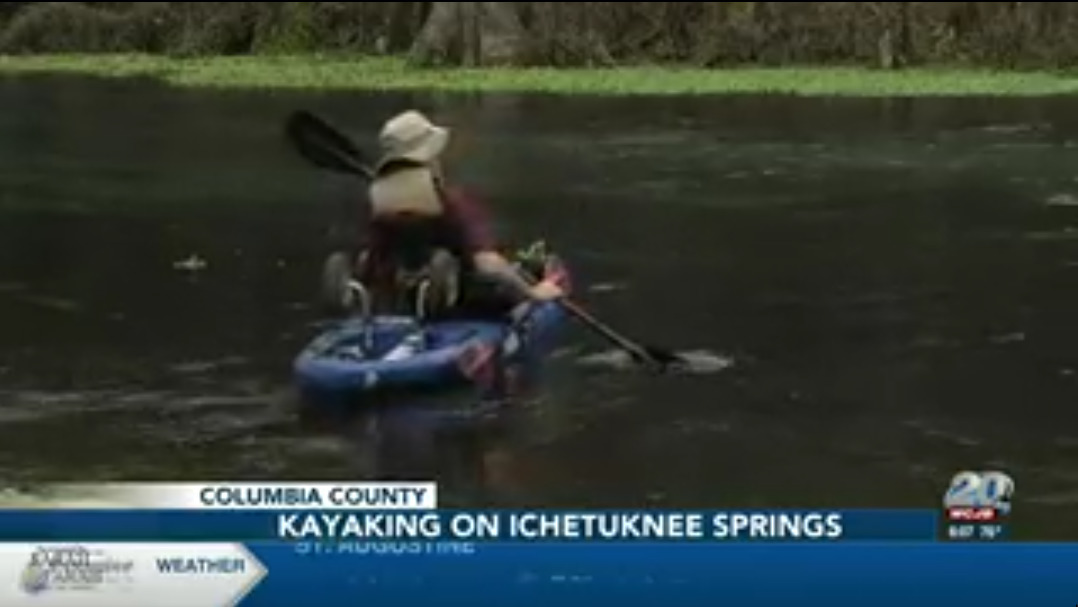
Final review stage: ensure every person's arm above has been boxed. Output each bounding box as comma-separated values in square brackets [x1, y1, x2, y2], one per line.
[474, 251, 563, 301]
[474, 251, 540, 296]
[446, 186, 562, 301]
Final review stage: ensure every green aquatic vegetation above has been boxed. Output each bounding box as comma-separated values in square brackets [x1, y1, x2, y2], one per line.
[4, 54, 1078, 97]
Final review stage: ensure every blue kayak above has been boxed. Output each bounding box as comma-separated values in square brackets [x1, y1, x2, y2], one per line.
[293, 256, 571, 411]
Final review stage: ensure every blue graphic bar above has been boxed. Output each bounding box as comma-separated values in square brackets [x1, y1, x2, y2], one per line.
[0, 509, 937, 542]
[239, 542, 1076, 607]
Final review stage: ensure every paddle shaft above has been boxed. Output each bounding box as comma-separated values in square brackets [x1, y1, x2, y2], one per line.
[334, 149, 375, 180]
[514, 267, 665, 367]
[312, 138, 374, 179]
[557, 298, 658, 363]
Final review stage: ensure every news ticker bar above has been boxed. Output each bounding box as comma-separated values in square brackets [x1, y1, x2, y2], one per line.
[0, 509, 979, 542]
[253, 542, 1078, 607]
[0, 542, 1069, 607]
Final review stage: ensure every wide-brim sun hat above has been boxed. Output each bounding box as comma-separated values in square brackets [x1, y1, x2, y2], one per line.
[375, 110, 450, 171]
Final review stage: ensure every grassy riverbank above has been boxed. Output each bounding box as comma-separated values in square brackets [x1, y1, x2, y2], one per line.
[3, 54, 1078, 96]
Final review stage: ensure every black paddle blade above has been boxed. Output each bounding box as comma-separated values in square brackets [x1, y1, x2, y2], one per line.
[285, 110, 373, 178]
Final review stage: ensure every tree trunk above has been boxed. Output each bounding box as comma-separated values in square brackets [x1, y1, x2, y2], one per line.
[385, 1, 421, 53]
[408, 1, 525, 66]
[897, 1, 912, 65]
[481, 1, 526, 64]
[461, 2, 480, 66]
[877, 2, 910, 69]
[408, 1, 458, 65]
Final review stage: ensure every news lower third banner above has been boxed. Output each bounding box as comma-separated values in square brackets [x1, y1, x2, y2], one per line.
[0, 481, 1061, 606]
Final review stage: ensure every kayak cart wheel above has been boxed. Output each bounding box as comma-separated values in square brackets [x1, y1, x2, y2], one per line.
[321, 251, 357, 314]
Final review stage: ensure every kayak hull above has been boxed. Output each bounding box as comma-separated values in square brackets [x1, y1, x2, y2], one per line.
[293, 258, 570, 411]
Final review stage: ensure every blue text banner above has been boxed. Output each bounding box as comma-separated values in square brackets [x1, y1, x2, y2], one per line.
[0, 509, 937, 542]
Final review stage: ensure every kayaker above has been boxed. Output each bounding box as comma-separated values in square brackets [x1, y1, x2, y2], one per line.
[356, 110, 564, 318]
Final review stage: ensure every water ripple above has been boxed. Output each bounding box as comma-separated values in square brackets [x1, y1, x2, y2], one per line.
[577, 349, 735, 375]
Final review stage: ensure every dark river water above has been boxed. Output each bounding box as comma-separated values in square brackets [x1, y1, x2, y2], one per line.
[0, 75, 1076, 538]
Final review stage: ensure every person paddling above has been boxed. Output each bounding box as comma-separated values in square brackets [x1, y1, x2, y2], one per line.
[355, 110, 564, 320]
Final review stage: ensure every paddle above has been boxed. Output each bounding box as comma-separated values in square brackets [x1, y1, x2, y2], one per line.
[285, 110, 374, 180]
[558, 299, 685, 370]
[283, 109, 687, 372]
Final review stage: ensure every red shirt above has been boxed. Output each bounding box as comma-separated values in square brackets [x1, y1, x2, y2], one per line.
[440, 186, 497, 253]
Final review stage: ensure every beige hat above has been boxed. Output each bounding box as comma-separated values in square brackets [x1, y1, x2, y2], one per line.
[375, 110, 450, 171]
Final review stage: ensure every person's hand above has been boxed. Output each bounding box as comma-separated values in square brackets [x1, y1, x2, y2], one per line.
[529, 279, 564, 302]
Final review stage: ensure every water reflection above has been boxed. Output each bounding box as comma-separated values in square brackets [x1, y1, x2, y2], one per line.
[298, 367, 544, 506]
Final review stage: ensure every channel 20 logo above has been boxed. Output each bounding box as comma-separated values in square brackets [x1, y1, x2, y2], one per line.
[943, 470, 1014, 522]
